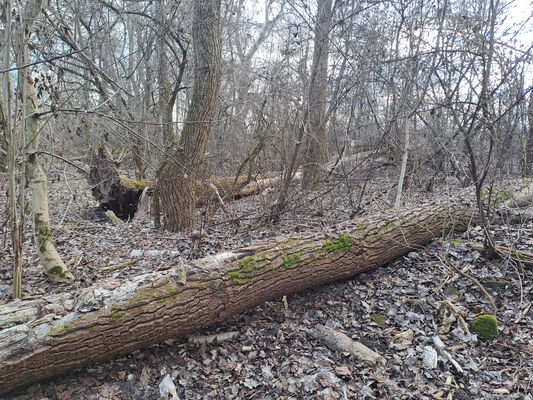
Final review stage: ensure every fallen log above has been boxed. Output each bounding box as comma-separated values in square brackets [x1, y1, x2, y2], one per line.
[0, 196, 473, 394]
[504, 185, 533, 208]
[88, 143, 274, 218]
[89, 143, 390, 218]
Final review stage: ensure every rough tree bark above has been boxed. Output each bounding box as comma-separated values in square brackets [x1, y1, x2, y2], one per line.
[156, 0, 222, 231]
[302, 0, 333, 187]
[0, 196, 474, 394]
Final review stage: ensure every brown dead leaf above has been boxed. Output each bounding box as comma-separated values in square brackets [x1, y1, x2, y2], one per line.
[335, 366, 351, 377]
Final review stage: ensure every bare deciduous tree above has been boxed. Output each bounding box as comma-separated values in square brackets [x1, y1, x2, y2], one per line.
[302, 0, 333, 187]
[156, 0, 222, 231]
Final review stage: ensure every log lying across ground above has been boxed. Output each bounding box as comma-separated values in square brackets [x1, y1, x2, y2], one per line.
[0, 196, 474, 394]
[88, 143, 277, 218]
[89, 143, 392, 218]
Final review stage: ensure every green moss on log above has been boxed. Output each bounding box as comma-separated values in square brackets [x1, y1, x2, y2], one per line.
[119, 175, 151, 191]
[322, 234, 354, 254]
[110, 311, 124, 324]
[238, 256, 258, 272]
[282, 254, 301, 269]
[49, 323, 69, 336]
[384, 220, 397, 230]
[411, 224, 421, 233]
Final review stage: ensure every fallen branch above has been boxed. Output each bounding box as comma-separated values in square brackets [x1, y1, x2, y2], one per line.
[307, 324, 385, 366]
[514, 301, 532, 324]
[188, 331, 239, 345]
[504, 186, 533, 208]
[432, 336, 464, 374]
[209, 182, 232, 217]
[470, 242, 533, 265]
[95, 259, 137, 273]
[105, 210, 123, 226]
[89, 143, 391, 218]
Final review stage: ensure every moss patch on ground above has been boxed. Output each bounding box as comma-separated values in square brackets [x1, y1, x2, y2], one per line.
[472, 314, 499, 340]
[370, 313, 387, 325]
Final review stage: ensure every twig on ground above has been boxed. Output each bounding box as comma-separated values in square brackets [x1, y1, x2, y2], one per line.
[470, 242, 533, 265]
[438, 253, 498, 312]
[209, 182, 232, 217]
[514, 301, 532, 324]
[105, 210, 124, 226]
[89, 259, 137, 272]
[282, 295, 288, 310]
[433, 336, 464, 374]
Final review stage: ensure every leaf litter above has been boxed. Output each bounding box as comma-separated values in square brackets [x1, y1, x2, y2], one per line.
[0, 165, 531, 399]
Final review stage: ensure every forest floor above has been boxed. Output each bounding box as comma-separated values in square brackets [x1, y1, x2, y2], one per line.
[0, 161, 532, 399]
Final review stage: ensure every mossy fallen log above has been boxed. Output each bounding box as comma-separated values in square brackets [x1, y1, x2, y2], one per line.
[0, 196, 474, 394]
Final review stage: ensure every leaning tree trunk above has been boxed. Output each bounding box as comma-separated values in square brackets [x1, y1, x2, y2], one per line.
[0, 196, 474, 394]
[19, 0, 73, 282]
[156, 0, 222, 231]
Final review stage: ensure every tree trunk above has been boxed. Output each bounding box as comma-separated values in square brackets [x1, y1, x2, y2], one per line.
[0, 196, 473, 394]
[302, 0, 332, 187]
[525, 88, 533, 176]
[1, 0, 23, 298]
[157, 1, 174, 147]
[19, 0, 73, 282]
[0, 101, 7, 170]
[394, 118, 410, 208]
[156, 0, 222, 232]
